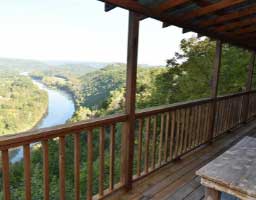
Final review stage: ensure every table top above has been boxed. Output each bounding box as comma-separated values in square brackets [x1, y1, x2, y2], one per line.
[196, 136, 256, 198]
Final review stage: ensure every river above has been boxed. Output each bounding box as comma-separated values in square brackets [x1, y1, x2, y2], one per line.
[11, 78, 75, 163]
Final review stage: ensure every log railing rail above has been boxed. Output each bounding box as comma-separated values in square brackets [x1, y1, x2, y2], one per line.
[1, 91, 256, 200]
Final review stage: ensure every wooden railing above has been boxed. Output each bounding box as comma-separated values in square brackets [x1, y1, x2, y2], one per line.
[1, 91, 256, 200]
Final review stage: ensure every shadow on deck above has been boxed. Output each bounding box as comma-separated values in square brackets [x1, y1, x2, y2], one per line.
[117, 120, 256, 200]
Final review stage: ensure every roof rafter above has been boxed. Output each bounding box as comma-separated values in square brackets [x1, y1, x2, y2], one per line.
[216, 17, 256, 32]
[98, 0, 256, 50]
[199, 4, 256, 27]
[235, 25, 256, 35]
[179, 0, 245, 21]
[154, 0, 191, 13]
[105, 3, 116, 12]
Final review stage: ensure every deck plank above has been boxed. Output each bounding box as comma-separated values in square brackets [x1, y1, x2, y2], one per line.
[117, 120, 256, 200]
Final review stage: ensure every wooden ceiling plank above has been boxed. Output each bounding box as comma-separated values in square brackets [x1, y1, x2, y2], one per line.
[180, 0, 245, 21]
[199, 5, 256, 27]
[235, 26, 256, 35]
[216, 17, 256, 32]
[154, 0, 191, 13]
[99, 0, 255, 50]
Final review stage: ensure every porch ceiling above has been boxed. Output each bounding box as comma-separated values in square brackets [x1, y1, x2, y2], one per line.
[99, 0, 256, 51]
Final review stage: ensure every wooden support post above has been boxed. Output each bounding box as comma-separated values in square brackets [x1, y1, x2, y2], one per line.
[209, 40, 222, 142]
[121, 11, 140, 191]
[242, 52, 256, 123]
[205, 187, 221, 200]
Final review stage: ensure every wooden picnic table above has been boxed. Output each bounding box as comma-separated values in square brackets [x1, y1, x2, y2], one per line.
[196, 136, 256, 200]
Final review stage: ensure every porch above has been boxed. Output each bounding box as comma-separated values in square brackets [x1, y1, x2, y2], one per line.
[1, 0, 256, 200]
[120, 118, 256, 200]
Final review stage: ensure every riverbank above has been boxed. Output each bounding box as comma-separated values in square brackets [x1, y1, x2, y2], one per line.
[10, 78, 76, 163]
[0, 74, 48, 135]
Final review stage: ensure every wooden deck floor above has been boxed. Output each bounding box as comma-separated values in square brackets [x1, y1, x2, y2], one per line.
[119, 120, 256, 200]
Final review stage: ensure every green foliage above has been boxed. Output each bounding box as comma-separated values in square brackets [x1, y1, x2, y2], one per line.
[0, 73, 48, 135]
[147, 37, 252, 106]
[0, 36, 254, 199]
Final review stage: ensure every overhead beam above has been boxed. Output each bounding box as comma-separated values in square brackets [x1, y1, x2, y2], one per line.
[199, 5, 256, 27]
[98, 0, 255, 50]
[179, 0, 245, 21]
[216, 17, 256, 32]
[176, 0, 227, 33]
[105, 3, 116, 12]
[162, 22, 171, 28]
[182, 28, 191, 34]
[234, 25, 256, 35]
[154, 0, 191, 13]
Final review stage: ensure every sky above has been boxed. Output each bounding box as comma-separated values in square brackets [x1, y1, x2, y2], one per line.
[0, 0, 195, 65]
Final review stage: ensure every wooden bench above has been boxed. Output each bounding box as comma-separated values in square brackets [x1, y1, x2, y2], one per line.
[196, 136, 256, 200]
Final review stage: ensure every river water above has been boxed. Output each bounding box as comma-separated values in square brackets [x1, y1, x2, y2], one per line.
[11, 79, 75, 163]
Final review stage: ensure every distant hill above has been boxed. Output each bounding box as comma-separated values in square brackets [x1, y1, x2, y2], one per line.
[0, 58, 107, 75]
[0, 58, 49, 72]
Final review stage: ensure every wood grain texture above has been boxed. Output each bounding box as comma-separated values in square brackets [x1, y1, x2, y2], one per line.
[109, 124, 115, 191]
[87, 130, 93, 200]
[197, 136, 256, 199]
[24, 144, 31, 200]
[99, 128, 105, 197]
[2, 150, 10, 200]
[42, 141, 49, 200]
[74, 134, 81, 200]
[59, 136, 66, 200]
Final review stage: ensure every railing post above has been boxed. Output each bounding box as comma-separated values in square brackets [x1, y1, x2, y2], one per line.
[209, 40, 222, 142]
[242, 52, 256, 123]
[121, 11, 140, 191]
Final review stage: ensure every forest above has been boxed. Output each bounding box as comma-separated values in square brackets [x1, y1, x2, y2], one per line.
[0, 37, 255, 199]
[0, 72, 48, 135]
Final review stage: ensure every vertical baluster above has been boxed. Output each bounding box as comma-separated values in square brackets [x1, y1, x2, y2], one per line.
[205, 104, 210, 142]
[169, 111, 175, 160]
[164, 113, 170, 162]
[216, 101, 221, 136]
[222, 100, 226, 133]
[205, 104, 211, 142]
[201, 105, 206, 143]
[174, 109, 180, 158]
[218, 101, 224, 135]
[99, 128, 105, 197]
[194, 106, 199, 146]
[230, 99, 234, 127]
[178, 109, 185, 155]
[24, 144, 31, 200]
[183, 108, 190, 152]
[204, 104, 209, 142]
[229, 99, 233, 129]
[192, 106, 198, 148]
[152, 116, 157, 169]
[188, 107, 194, 149]
[223, 100, 228, 132]
[74, 133, 81, 200]
[2, 150, 10, 200]
[109, 124, 115, 191]
[199, 105, 205, 144]
[145, 117, 150, 173]
[87, 130, 93, 200]
[158, 114, 164, 165]
[59, 136, 65, 200]
[137, 119, 143, 176]
[196, 106, 202, 146]
[42, 140, 49, 200]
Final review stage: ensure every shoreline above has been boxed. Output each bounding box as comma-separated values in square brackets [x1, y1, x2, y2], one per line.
[10, 77, 76, 163]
